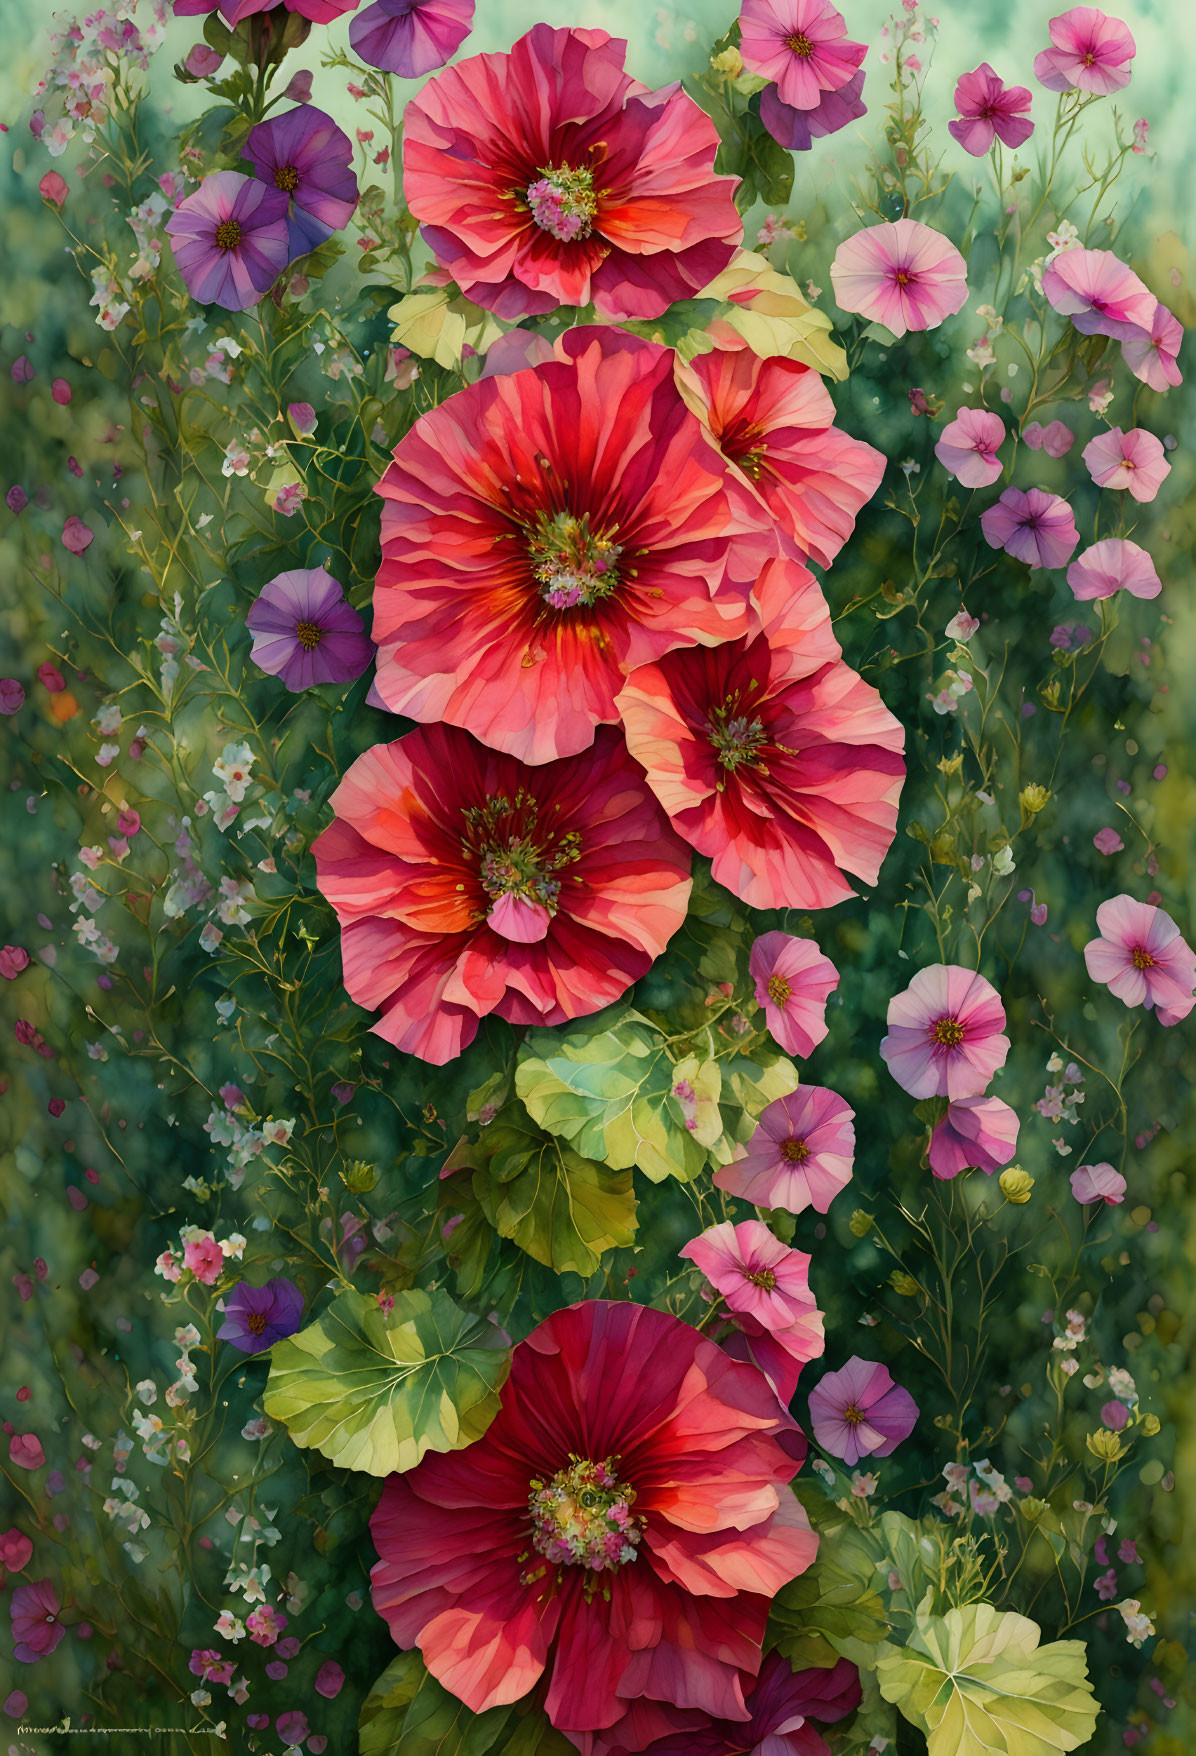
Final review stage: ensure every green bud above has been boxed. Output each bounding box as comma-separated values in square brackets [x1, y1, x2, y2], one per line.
[849, 1209, 874, 1238]
[1000, 1166, 1034, 1204]
[341, 1159, 378, 1193]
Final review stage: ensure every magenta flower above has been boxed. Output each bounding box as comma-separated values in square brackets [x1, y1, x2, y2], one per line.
[714, 1085, 855, 1214]
[242, 105, 359, 258]
[0, 1529, 33, 1572]
[641, 1654, 862, 1756]
[166, 172, 290, 311]
[1082, 427, 1171, 502]
[830, 218, 968, 338]
[9, 1435, 45, 1471]
[1023, 419, 1074, 456]
[928, 1096, 1020, 1180]
[1033, 7, 1136, 95]
[246, 567, 374, 691]
[0, 679, 24, 714]
[315, 1660, 346, 1698]
[750, 931, 839, 1058]
[934, 407, 1005, 488]
[807, 1358, 918, 1465]
[948, 64, 1033, 156]
[1084, 894, 1196, 1026]
[881, 964, 1010, 1100]
[1071, 1161, 1127, 1205]
[1120, 302, 1183, 391]
[1041, 247, 1156, 342]
[183, 1236, 224, 1285]
[1067, 538, 1161, 602]
[0, 946, 30, 979]
[350, 0, 473, 77]
[739, 0, 866, 113]
[980, 487, 1079, 570]
[11, 1580, 64, 1663]
[62, 516, 94, 555]
[680, 1220, 824, 1390]
[760, 67, 866, 150]
[217, 1278, 304, 1354]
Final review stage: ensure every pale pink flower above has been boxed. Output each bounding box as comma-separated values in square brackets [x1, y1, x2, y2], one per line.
[880, 964, 1010, 1099]
[1131, 117, 1148, 153]
[830, 218, 968, 337]
[1082, 427, 1171, 502]
[739, 0, 867, 113]
[928, 1095, 1020, 1179]
[1120, 302, 1183, 391]
[680, 1220, 824, 1387]
[934, 407, 1005, 487]
[1083, 894, 1196, 1025]
[183, 1236, 224, 1285]
[1041, 247, 1156, 342]
[1023, 419, 1074, 456]
[1093, 828, 1124, 855]
[715, 1085, 855, 1214]
[808, 1357, 918, 1465]
[948, 64, 1033, 156]
[750, 931, 839, 1057]
[1071, 1161, 1126, 1204]
[1034, 7, 1136, 95]
[1067, 538, 1161, 602]
[945, 609, 980, 640]
[980, 487, 1078, 570]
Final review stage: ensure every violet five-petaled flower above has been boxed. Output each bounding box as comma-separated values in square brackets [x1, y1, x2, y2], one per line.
[242, 104, 360, 258]
[807, 1356, 919, 1466]
[217, 1278, 305, 1354]
[165, 171, 291, 311]
[350, 0, 474, 78]
[980, 486, 1079, 570]
[245, 566, 375, 691]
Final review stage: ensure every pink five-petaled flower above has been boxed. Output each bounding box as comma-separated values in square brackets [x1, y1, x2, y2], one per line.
[638, 1653, 862, 1756]
[1066, 538, 1161, 602]
[166, 171, 291, 312]
[881, 964, 1010, 1100]
[714, 1085, 855, 1215]
[1082, 427, 1171, 502]
[10, 1580, 64, 1664]
[1033, 7, 1136, 95]
[616, 555, 905, 913]
[402, 25, 741, 322]
[313, 722, 691, 1064]
[1093, 828, 1124, 855]
[738, 0, 867, 114]
[807, 1357, 918, 1466]
[1120, 302, 1183, 391]
[680, 1221, 825, 1404]
[928, 1096, 1020, 1180]
[183, 1235, 224, 1285]
[934, 407, 1006, 488]
[1071, 1161, 1127, 1205]
[1083, 894, 1196, 1026]
[1040, 246, 1156, 342]
[350, 0, 473, 77]
[750, 931, 839, 1056]
[980, 487, 1079, 570]
[948, 64, 1034, 156]
[830, 218, 968, 338]
[369, 1301, 818, 1755]
[246, 566, 374, 691]
[0, 1529, 33, 1571]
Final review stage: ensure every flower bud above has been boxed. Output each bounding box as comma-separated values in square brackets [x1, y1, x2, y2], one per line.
[890, 1270, 920, 1297]
[1139, 1412, 1161, 1437]
[1000, 1167, 1034, 1204]
[710, 46, 743, 76]
[848, 1209, 874, 1237]
[1018, 1497, 1049, 1522]
[1086, 1428, 1125, 1462]
[1020, 784, 1050, 815]
[341, 1159, 377, 1193]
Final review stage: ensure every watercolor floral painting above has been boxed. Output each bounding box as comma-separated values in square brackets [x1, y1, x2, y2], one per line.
[1, 0, 1194, 1751]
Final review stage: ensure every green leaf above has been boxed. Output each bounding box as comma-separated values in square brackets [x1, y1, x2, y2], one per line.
[263, 1286, 510, 1476]
[516, 1005, 707, 1182]
[358, 1654, 572, 1756]
[875, 1602, 1100, 1756]
[768, 1516, 891, 1670]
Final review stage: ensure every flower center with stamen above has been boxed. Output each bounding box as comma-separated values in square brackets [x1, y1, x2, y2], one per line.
[744, 1266, 778, 1289]
[526, 165, 598, 243]
[215, 219, 243, 252]
[894, 269, 911, 286]
[931, 1016, 965, 1047]
[246, 1311, 268, 1336]
[708, 696, 768, 772]
[843, 1403, 865, 1425]
[274, 164, 301, 193]
[1130, 946, 1155, 969]
[527, 508, 621, 611]
[780, 1136, 809, 1164]
[295, 620, 323, 651]
[768, 973, 792, 1005]
[462, 791, 581, 922]
[527, 1456, 642, 1577]
[786, 30, 815, 55]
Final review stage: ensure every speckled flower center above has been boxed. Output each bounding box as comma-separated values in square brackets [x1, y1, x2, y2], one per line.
[931, 1015, 965, 1047]
[274, 164, 301, 193]
[708, 691, 767, 772]
[1130, 947, 1155, 969]
[894, 269, 911, 286]
[215, 219, 243, 252]
[1082, 50, 1097, 66]
[295, 620, 323, 651]
[768, 973, 792, 1005]
[787, 30, 815, 55]
[526, 165, 598, 243]
[527, 1456, 642, 1577]
[780, 1136, 809, 1164]
[743, 1266, 778, 1289]
[461, 792, 581, 920]
[843, 1402, 865, 1425]
[527, 508, 621, 611]
[246, 1311, 268, 1336]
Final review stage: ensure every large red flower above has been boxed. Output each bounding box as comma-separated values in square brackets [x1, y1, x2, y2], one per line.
[372, 329, 769, 765]
[675, 329, 886, 568]
[370, 1301, 817, 1755]
[615, 553, 906, 911]
[402, 24, 741, 321]
[311, 723, 692, 1064]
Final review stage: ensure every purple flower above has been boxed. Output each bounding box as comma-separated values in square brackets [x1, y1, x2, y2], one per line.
[11, 1580, 64, 1663]
[350, 0, 474, 79]
[807, 1356, 918, 1465]
[166, 171, 290, 312]
[6, 485, 27, 513]
[242, 106, 359, 260]
[760, 69, 867, 151]
[0, 679, 23, 714]
[217, 1278, 304, 1354]
[948, 63, 1033, 156]
[245, 567, 374, 692]
[980, 486, 1079, 569]
[639, 1653, 861, 1755]
[315, 1660, 345, 1698]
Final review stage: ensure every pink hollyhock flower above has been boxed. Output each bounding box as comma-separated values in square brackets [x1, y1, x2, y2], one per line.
[928, 1096, 1020, 1179]
[616, 555, 905, 912]
[1040, 247, 1156, 342]
[10, 1580, 64, 1663]
[1071, 1161, 1127, 1204]
[760, 68, 867, 151]
[738, 0, 867, 113]
[0, 945, 30, 979]
[369, 1301, 817, 1753]
[313, 723, 691, 1064]
[1033, 7, 1135, 95]
[675, 333, 885, 567]
[934, 407, 1005, 488]
[350, 0, 473, 77]
[372, 329, 767, 765]
[1120, 302, 1183, 391]
[714, 1086, 855, 1215]
[948, 64, 1034, 155]
[1082, 427, 1171, 501]
[1083, 894, 1196, 1025]
[807, 1358, 918, 1465]
[980, 486, 1078, 569]
[1023, 419, 1074, 456]
[680, 1220, 824, 1388]
[165, 171, 290, 311]
[9, 1435, 44, 1471]
[402, 25, 740, 321]
[246, 566, 374, 691]
[635, 1653, 862, 1755]
[1067, 538, 1161, 601]
[242, 105, 360, 258]
[880, 964, 1010, 1100]
[750, 931, 839, 1056]
[183, 1236, 224, 1285]
[830, 218, 968, 338]
[0, 1529, 33, 1572]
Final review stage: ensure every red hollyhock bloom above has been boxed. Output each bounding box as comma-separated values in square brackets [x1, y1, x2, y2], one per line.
[675, 331, 886, 568]
[372, 329, 768, 765]
[402, 24, 741, 321]
[370, 1301, 817, 1754]
[616, 554, 906, 910]
[312, 723, 692, 1064]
